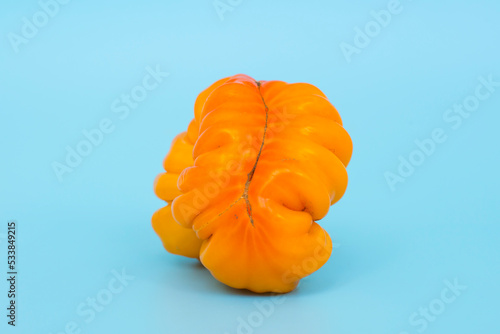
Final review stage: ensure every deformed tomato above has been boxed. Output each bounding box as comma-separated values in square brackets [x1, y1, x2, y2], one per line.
[153, 74, 352, 293]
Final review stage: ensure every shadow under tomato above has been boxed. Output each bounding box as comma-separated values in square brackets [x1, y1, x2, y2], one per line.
[159, 220, 403, 297]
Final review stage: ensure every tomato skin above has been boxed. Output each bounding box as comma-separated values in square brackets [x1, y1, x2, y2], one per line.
[153, 74, 352, 293]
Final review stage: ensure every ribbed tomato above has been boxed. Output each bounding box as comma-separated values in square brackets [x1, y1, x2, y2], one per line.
[153, 74, 352, 293]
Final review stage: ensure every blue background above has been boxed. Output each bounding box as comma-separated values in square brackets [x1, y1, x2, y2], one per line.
[1, 0, 499, 333]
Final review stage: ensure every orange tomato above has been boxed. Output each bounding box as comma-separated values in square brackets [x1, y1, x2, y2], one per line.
[152, 74, 352, 293]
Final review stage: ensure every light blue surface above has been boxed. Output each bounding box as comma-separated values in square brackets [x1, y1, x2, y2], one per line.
[1, 0, 499, 333]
